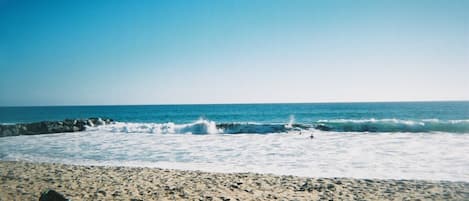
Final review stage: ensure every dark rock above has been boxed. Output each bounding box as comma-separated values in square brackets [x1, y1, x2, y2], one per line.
[63, 119, 74, 126]
[1, 127, 12, 137]
[112, 191, 121, 197]
[299, 181, 314, 192]
[220, 196, 231, 201]
[72, 126, 81, 132]
[0, 118, 113, 138]
[39, 189, 68, 201]
[25, 122, 49, 135]
[89, 117, 103, 126]
[98, 190, 106, 196]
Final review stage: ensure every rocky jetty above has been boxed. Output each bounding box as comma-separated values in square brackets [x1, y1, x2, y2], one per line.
[0, 118, 113, 137]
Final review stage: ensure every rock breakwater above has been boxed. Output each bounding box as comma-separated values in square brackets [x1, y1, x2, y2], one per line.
[0, 118, 113, 137]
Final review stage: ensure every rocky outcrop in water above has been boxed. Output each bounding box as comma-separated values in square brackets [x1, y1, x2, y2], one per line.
[0, 118, 113, 137]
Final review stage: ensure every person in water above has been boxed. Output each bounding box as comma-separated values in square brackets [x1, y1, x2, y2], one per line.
[298, 130, 314, 139]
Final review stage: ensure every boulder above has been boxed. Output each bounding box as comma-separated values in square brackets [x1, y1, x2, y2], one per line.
[86, 119, 95, 127]
[39, 189, 69, 201]
[72, 126, 81, 132]
[24, 122, 49, 135]
[89, 117, 106, 126]
[2, 127, 12, 137]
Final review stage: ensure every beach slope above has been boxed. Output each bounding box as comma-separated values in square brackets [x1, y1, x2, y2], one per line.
[0, 161, 467, 200]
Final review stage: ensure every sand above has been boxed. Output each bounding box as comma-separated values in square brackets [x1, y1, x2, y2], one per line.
[0, 161, 467, 201]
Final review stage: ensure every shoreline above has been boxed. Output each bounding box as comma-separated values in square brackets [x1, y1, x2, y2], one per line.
[1, 161, 467, 200]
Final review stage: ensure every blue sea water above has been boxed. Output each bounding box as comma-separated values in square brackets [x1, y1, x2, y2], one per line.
[1, 101, 469, 133]
[1, 101, 469, 181]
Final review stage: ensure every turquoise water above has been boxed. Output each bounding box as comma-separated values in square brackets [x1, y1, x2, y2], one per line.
[1, 101, 469, 133]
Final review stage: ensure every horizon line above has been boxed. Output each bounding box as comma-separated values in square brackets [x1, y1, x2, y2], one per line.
[1, 99, 468, 107]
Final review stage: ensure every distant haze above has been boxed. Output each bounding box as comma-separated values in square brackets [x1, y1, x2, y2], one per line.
[1, 0, 468, 106]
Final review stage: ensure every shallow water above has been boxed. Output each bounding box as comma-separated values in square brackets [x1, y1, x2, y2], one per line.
[1, 130, 468, 182]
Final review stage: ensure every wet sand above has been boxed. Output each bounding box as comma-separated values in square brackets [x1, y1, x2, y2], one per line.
[0, 161, 467, 200]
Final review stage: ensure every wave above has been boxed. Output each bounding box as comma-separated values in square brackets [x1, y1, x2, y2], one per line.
[217, 123, 300, 134]
[87, 119, 220, 134]
[87, 119, 307, 134]
[86, 118, 469, 134]
[314, 119, 469, 133]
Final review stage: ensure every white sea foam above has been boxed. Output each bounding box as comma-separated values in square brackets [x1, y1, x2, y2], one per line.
[83, 118, 469, 134]
[86, 119, 221, 134]
[9, 118, 466, 135]
[1, 130, 468, 181]
[87, 120, 294, 134]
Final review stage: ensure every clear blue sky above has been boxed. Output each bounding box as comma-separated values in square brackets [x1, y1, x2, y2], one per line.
[1, 0, 468, 106]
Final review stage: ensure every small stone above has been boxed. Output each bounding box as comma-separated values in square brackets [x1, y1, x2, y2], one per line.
[220, 196, 231, 201]
[39, 189, 68, 201]
[112, 191, 121, 196]
[98, 190, 106, 196]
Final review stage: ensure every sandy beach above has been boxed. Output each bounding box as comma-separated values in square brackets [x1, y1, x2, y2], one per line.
[0, 161, 467, 201]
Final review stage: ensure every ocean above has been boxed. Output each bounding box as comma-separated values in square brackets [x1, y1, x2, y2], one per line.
[1, 101, 468, 181]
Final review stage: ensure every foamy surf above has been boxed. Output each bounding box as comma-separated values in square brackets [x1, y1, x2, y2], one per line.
[1, 102, 468, 182]
[86, 119, 301, 134]
[85, 118, 469, 134]
[1, 130, 468, 181]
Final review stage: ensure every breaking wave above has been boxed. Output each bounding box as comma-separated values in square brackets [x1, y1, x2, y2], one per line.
[314, 119, 469, 133]
[86, 118, 469, 134]
[87, 119, 221, 134]
[86, 119, 306, 134]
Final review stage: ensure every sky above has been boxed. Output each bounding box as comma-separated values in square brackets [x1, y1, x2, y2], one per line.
[0, 0, 468, 106]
